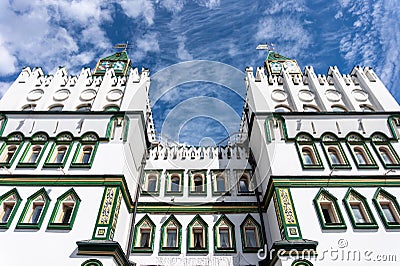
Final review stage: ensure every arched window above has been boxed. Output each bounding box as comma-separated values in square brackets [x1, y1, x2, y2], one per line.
[71, 132, 98, 167]
[216, 175, 226, 193]
[147, 175, 157, 192]
[0, 188, 22, 229]
[296, 133, 323, 169]
[0, 133, 24, 167]
[190, 171, 206, 195]
[49, 105, 63, 111]
[76, 104, 91, 112]
[166, 171, 184, 195]
[19, 132, 48, 167]
[379, 147, 395, 164]
[171, 176, 180, 192]
[132, 215, 156, 253]
[302, 147, 315, 165]
[346, 133, 377, 168]
[48, 188, 81, 230]
[194, 176, 203, 192]
[321, 133, 350, 169]
[238, 175, 250, 193]
[328, 147, 341, 164]
[354, 147, 368, 165]
[44, 132, 73, 168]
[142, 172, 160, 195]
[371, 133, 400, 167]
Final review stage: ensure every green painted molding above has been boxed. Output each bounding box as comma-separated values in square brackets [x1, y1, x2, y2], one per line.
[213, 214, 236, 253]
[47, 188, 81, 230]
[320, 133, 351, 169]
[159, 214, 182, 253]
[265, 114, 288, 142]
[295, 133, 324, 170]
[16, 187, 51, 229]
[342, 187, 378, 229]
[0, 133, 25, 168]
[81, 259, 103, 266]
[372, 187, 400, 229]
[188, 170, 207, 196]
[370, 133, 400, 169]
[186, 214, 208, 253]
[240, 214, 263, 253]
[131, 214, 156, 253]
[43, 141, 74, 168]
[17, 141, 49, 168]
[70, 140, 99, 168]
[0, 188, 22, 229]
[164, 170, 185, 196]
[313, 188, 347, 230]
[140, 170, 162, 196]
[76, 240, 132, 266]
[292, 259, 314, 266]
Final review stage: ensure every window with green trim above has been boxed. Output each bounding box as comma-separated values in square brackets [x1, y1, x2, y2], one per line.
[292, 259, 313, 266]
[132, 215, 156, 253]
[165, 171, 184, 196]
[321, 133, 351, 169]
[47, 188, 80, 230]
[71, 132, 98, 168]
[160, 214, 182, 253]
[343, 188, 378, 229]
[313, 188, 346, 230]
[0, 188, 22, 229]
[189, 170, 207, 196]
[44, 132, 73, 168]
[16, 188, 51, 229]
[346, 133, 377, 169]
[373, 188, 400, 229]
[0, 132, 24, 167]
[212, 171, 230, 195]
[141, 171, 161, 196]
[240, 214, 262, 252]
[18, 132, 48, 168]
[295, 133, 323, 169]
[237, 171, 254, 194]
[214, 214, 236, 253]
[187, 214, 208, 253]
[371, 133, 400, 168]
[81, 259, 103, 266]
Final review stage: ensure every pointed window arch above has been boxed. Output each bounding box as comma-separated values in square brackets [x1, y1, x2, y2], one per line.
[160, 215, 182, 253]
[189, 170, 206, 195]
[313, 188, 346, 229]
[373, 188, 400, 229]
[343, 188, 378, 229]
[214, 214, 236, 253]
[0, 188, 22, 229]
[132, 215, 156, 253]
[17, 188, 51, 229]
[240, 214, 262, 252]
[346, 133, 377, 169]
[18, 132, 48, 167]
[47, 188, 81, 230]
[371, 133, 400, 168]
[321, 133, 351, 169]
[71, 132, 99, 168]
[187, 214, 208, 253]
[44, 132, 73, 168]
[0, 132, 24, 167]
[295, 133, 323, 169]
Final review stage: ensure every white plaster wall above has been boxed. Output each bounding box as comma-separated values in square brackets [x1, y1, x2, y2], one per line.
[113, 197, 131, 253]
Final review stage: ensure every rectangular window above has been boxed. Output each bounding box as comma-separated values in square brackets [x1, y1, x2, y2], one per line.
[59, 203, 74, 224]
[219, 228, 230, 248]
[1, 203, 14, 223]
[350, 203, 369, 223]
[245, 228, 257, 247]
[140, 229, 151, 248]
[193, 228, 204, 248]
[167, 229, 177, 247]
[380, 202, 399, 224]
[29, 203, 44, 224]
[320, 202, 338, 224]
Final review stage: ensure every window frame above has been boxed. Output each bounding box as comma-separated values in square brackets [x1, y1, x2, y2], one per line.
[43, 132, 74, 168]
[240, 214, 262, 252]
[141, 170, 161, 196]
[346, 133, 378, 169]
[313, 188, 346, 230]
[189, 170, 207, 196]
[16, 188, 51, 229]
[373, 188, 400, 229]
[187, 214, 208, 253]
[47, 188, 81, 230]
[165, 170, 184, 196]
[343, 188, 378, 229]
[159, 214, 182, 253]
[295, 133, 323, 169]
[0, 132, 24, 168]
[0, 188, 22, 229]
[81, 259, 103, 266]
[70, 132, 99, 168]
[131, 214, 156, 253]
[17, 132, 49, 168]
[321, 133, 351, 169]
[236, 171, 254, 195]
[212, 170, 230, 196]
[214, 214, 236, 253]
[370, 133, 400, 169]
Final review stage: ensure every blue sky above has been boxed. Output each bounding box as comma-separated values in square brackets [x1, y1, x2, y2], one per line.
[0, 0, 399, 145]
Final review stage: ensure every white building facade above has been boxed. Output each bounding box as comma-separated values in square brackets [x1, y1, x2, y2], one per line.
[0, 50, 400, 266]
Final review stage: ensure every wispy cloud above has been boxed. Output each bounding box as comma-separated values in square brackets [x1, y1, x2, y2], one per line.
[119, 0, 155, 25]
[134, 32, 160, 61]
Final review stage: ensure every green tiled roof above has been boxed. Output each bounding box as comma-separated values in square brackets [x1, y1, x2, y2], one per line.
[101, 51, 130, 61]
[266, 52, 292, 61]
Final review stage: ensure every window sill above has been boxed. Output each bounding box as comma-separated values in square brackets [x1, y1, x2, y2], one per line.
[131, 247, 153, 253]
[70, 163, 92, 168]
[243, 247, 261, 253]
[159, 247, 181, 253]
[16, 163, 39, 168]
[214, 247, 236, 253]
[187, 247, 208, 253]
[16, 223, 41, 229]
[47, 223, 73, 230]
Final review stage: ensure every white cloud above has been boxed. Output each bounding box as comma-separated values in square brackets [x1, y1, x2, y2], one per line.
[176, 36, 193, 60]
[0, 40, 17, 75]
[334, 11, 343, 19]
[194, 0, 220, 9]
[119, 0, 155, 25]
[161, 0, 185, 13]
[134, 32, 160, 60]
